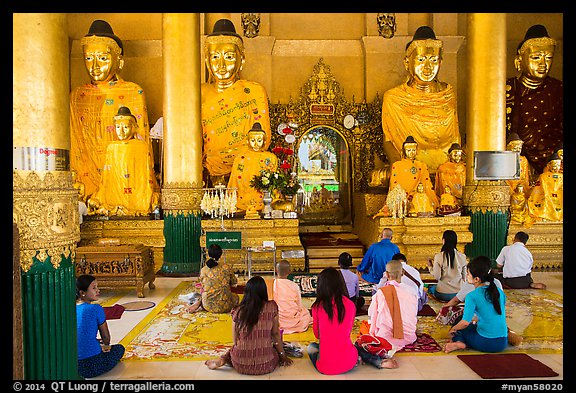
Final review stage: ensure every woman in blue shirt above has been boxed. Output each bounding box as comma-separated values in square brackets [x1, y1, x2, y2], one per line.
[444, 256, 508, 353]
[76, 274, 125, 378]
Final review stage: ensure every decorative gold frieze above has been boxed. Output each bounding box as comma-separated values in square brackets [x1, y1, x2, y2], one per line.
[161, 181, 203, 212]
[463, 181, 510, 214]
[507, 222, 563, 270]
[13, 171, 80, 271]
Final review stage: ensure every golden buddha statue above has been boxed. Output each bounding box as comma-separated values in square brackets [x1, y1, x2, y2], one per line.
[434, 143, 466, 201]
[505, 24, 562, 174]
[201, 19, 272, 187]
[436, 185, 462, 216]
[70, 20, 153, 199]
[407, 182, 435, 218]
[72, 169, 87, 203]
[505, 133, 533, 193]
[227, 122, 278, 212]
[382, 26, 460, 174]
[510, 183, 528, 224]
[526, 152, 562, 222]
[544, 142, 563, 173]
[389, 135, 439, 208]
[88, 107, 159, 217]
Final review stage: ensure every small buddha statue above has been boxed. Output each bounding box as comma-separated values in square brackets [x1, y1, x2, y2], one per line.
[435, 143, 466, 201]
[526, 152, 563, 222]
[388, 135, 439, 208]
[244, 201, 261, 220]
[88, 107, 159, 217]
[544, 142, 563, 173]
[382, 26, 460, 173]
[436, 185, 462, 216]
[202, 19, 272, 187]
[72, 169, 87, 203]
[505, 133, 533, 193]
[510, 183, 528, 224]
[70, 20, 154, 199]
[227, 122, 278, 211]
[407, 182, 435, 218]
[506, 24, 562, 174]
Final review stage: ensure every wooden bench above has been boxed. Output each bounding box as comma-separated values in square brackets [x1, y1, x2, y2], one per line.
[75, 243, 156, 298]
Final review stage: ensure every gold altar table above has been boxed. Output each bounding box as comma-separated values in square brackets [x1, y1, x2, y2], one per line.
[75, 243, 156, 298]
[79, 219, 165, 272]
[200, 218, 305, 273]
[353, 192, 473, 270]
[507, 221, 563, 270]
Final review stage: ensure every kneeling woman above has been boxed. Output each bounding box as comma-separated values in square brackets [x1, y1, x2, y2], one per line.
[444, 256, 508, 353]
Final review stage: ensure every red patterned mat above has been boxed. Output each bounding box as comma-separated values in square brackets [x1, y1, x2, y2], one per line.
[398, 332, 442, 353]
[457, 353, 559, 378]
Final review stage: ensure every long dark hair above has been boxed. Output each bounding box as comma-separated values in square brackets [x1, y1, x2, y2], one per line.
[311, 267, 348, 324]
[76, 274, 96, 300]
[234, 275, 268, 336]
[468, 256, 502, 315]
[206, 243, 223, 268]
[441, 230, 458, 269]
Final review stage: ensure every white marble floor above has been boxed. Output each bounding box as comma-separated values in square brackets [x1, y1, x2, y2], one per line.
[93, 271, 563, 382]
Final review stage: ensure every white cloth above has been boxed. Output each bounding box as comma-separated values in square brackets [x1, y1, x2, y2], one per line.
[78, 201, 88, 224]
[496, 242, 534, 278]
[375, 262, 422, 300]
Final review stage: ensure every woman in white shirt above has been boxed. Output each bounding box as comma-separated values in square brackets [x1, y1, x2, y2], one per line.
[426, 230, 468, 302]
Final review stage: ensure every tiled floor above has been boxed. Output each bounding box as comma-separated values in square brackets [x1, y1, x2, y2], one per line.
[94, 271, 563, 381]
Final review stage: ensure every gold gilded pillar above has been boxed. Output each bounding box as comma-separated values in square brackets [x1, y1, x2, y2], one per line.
[13, 13, 80, 379]
[463, 13, 509, 261]
[159, 13, 204, 275]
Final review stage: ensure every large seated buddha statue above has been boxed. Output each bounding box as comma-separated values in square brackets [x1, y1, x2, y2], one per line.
[202, 19, 272, 187]
[389, 136, 439, 209]
[70, 20, 153, 199]
[382, 26, 460, 174]
[505, 24, 562, 174]
[88, 107, 158, 217]
[227, 122, 278, 212]
[435, 142, 466, 202]
[526, 152, 562, 223]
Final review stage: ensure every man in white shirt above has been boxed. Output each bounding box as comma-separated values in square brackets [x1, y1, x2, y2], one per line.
[375, 253, 427, 312]
[495, 231, 546, 289]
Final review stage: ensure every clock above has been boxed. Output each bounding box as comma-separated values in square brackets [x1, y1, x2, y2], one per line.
[343, 114, 356, 129]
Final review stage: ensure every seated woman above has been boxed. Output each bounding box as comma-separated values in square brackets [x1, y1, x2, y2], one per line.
[76, 274, 125, 378]
[203, 276, 293, 375]
[187, 244, 239, 313]
[426, 230, 468, 302]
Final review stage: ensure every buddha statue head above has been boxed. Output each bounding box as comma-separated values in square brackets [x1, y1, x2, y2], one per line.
[404, 26, 443, 90]
[448, 143, 463, 163]
[247, 122, 267, 152]
[402, 135, 418, 160]
[554, 142, 563, 162]
[416, 182, 425, 193]
[204, 19, 245, 90]
[515, 183, 525, 195]
[506, 133, 524, 153]
[515, 24, 556, 88]
[444, 185, 452, 195]
[546, 152, 562, 173]
[81, 20, 124, 84]
[113, 106, 138, 141]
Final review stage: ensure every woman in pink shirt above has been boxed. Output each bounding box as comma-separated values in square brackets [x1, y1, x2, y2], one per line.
[307, 267, 359, 375]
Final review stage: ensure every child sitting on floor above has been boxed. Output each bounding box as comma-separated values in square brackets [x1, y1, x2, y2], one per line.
[338, 252, 366, 314]
[273, 260, 312, 334]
